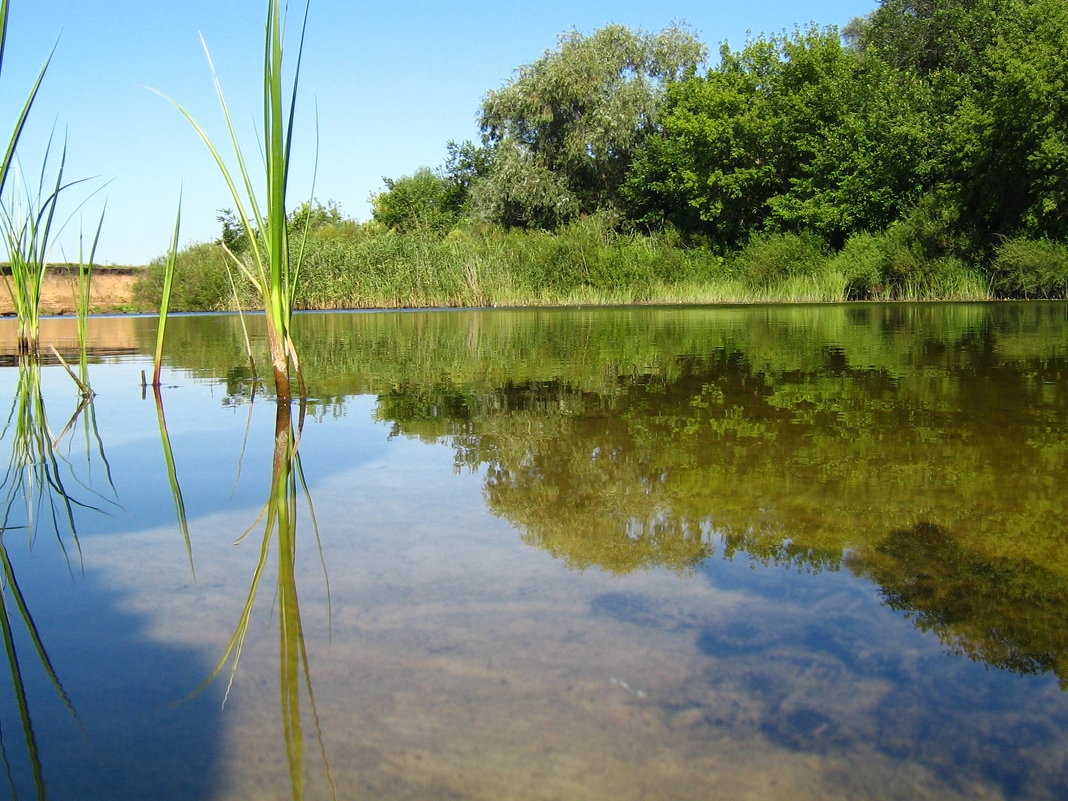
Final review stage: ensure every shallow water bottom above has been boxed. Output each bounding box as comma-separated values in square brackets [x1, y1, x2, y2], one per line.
[2, 305, 1066, 800]
[62, 453, 1054, 801]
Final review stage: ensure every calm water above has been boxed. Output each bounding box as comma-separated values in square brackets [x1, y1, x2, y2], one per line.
[0, 302, 1066, 800]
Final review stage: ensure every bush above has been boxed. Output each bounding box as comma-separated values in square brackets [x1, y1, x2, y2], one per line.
[731, 231, 829, 288]
[881, 194, 973, 288]
[371, 167, 459, 232]
[135, 242, 237, 311]
[828, 232, 888, 299]
[991, 237, 1068, 298]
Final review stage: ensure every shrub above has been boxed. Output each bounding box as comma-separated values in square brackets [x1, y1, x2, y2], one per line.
[135, 242, 238, 311]
[991, 237, 1068, 298]
[828, 232, 887, 299]
[371, 168, 459, 232]
[731, 231, 829, 288]
[881, 194, 973, 288]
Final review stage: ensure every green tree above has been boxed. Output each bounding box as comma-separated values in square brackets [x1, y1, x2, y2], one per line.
[217, 208, 250, 254]
[625, 27, 934, 246]
[441, 139, 494, 213]
[856, 0, 1015, 82]
[287, 199, 343, 233]
[472, 24, 706, 228]
[951, 0, 1068, 242]
[370, 167, 458, 232]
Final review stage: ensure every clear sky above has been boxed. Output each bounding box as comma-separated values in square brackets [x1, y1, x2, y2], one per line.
[1, 1, 878, 265]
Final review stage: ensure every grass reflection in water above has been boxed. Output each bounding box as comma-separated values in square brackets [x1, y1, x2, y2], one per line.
[2, 302, 1066, 800]
[187, 398, 335, 801]
[0, 355, 95, 800]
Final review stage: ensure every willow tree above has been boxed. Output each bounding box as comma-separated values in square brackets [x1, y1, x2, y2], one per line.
[471, 24, 706, 228]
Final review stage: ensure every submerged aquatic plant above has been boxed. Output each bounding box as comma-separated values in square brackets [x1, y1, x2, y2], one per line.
[163, 0, 312, 401]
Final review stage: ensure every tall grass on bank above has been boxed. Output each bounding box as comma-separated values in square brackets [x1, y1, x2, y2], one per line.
[134, 218, 1068, 313]
[162, 0, 311, 401]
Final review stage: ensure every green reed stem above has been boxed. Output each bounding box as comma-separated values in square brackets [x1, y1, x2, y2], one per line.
[77, 202, 106, 377]
[153, 198, 182, 387]
[159, 0, 311, 400]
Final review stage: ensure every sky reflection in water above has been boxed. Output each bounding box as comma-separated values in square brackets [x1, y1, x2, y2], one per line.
[0, 302, 1065, 800]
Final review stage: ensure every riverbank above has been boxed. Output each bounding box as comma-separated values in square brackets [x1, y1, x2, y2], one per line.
[135, 221, 1048, 313]
[15, 216, 1068, 317]
[0, 266, 143, 316]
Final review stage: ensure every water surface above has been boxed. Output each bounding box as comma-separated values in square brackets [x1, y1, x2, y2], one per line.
[0, 302, 1065, 800]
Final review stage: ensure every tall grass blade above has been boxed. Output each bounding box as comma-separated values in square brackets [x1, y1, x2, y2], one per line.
[224, 259, 258, 381]
[159, 0, 312, 399]
[76, 200, 106, 378]
[153, 197, 182, 386]
[0, 9, 55, 200]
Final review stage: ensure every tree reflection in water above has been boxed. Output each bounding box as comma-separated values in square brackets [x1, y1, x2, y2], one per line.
[370, 341, 1068, 686]
[850, 522, 1068, 686]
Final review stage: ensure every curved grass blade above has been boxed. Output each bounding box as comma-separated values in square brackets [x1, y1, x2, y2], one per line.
[152, 195, 182, 387]
[155, 0, 312, 400]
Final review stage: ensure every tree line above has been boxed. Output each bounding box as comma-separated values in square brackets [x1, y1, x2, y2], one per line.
[370, 0, 1068, 299]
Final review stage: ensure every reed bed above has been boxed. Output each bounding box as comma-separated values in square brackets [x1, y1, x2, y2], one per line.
[138, 219, 1010, 313]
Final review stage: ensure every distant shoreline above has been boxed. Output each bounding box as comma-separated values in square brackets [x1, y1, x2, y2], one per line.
[0, 268, 142, 315]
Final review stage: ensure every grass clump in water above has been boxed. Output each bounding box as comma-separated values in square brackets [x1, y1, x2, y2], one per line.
[162, 0, 311, 400]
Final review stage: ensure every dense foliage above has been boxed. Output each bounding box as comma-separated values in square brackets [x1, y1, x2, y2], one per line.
[623, 27, 936, 248]
[144, 1, 1068, 309]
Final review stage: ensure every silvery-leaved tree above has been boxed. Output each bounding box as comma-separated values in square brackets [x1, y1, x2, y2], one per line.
[472, 24, 706, 229]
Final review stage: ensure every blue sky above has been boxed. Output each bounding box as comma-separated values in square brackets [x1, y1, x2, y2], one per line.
[1, 1, 877, 265]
